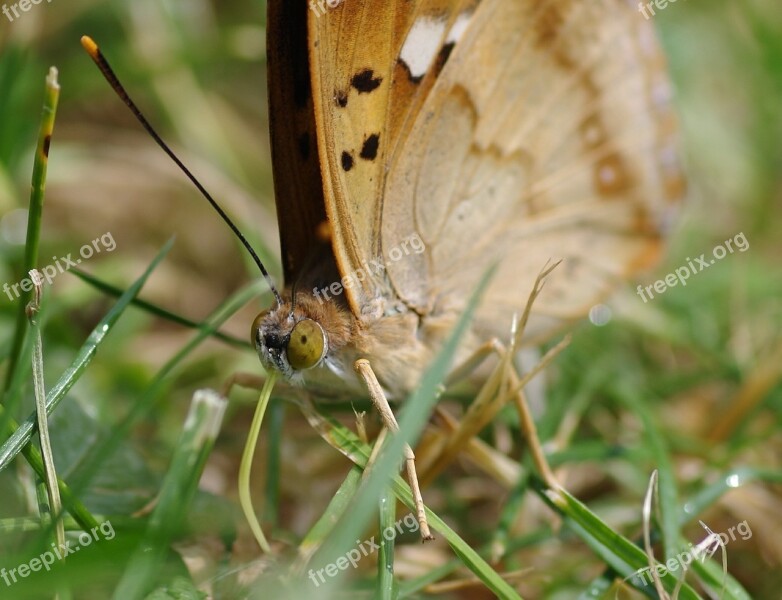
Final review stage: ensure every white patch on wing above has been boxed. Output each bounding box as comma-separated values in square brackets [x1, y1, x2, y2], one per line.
[400, 16, 448, 80]
[446, 12, 473, 44]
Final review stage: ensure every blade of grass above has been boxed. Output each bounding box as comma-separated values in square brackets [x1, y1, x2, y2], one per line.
[0, 409, 98, 531]
[238, 373, 277, 553]
[532, 479, 702, 600]
[70, 267, 249, 349]
[294, 465, 363, 572]
[681, 533, 751, 600]
[612, 381, 680, 564]
[0, 238, 174, 472]
[4, 67, 60, 392]
[377, 487, 397, 600]
[113, 389, 228, 599]
[681, 467, 782, 519]
[263, 397, 284, 525]
[302, 408, 524, 599]
[27, 269, 65, 552]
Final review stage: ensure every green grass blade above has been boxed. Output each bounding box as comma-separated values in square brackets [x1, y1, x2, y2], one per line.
[113, 389, 228, 599]
[533, 480, 702, 599]
[0, 238, 174, 472]
[70, 267, 249, 349]
[4, 67, 60, 392]
[680, 467, 782, 519]
[612, 382, 681, 564]
[295, 465, 363, 570]
[27, 270, 65, 552]
[238, 373, 277, 553]
[377, 487, 397, 600]
[679, 534, 752, 600]
[306, 411, 523, 599]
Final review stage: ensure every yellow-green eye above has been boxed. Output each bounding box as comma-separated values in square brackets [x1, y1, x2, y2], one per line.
[286, 319, 326, 370]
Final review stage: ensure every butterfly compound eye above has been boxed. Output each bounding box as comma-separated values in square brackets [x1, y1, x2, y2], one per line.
[250, 310, 271, 347]
[286, 319, 326, 370]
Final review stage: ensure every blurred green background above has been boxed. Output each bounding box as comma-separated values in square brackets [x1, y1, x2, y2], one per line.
[0, 0, 780, 598]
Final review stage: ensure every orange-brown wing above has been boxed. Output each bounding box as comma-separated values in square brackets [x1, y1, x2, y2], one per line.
[381, 0, 684, 342]
[307, 0, 481, 318]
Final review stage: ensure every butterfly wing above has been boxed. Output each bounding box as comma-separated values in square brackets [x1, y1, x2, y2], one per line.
[267, 0, 330, 285]
[306, 0, 683, 344]
[307, 0, 484, 318]
[382, 0, 685, 342]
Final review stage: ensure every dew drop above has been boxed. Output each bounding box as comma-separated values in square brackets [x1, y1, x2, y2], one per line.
[589, 304, 612, 326]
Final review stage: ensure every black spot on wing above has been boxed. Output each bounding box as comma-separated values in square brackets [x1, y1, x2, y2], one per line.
[360, 134, 380, 160]
[399, 39, 456, 84]
[398, 59, 423, 84]
[433, 41, 456, 76]
[351, 69, 382, 93]
[341, 151, 354, 171]
[335, 91, 348, 107]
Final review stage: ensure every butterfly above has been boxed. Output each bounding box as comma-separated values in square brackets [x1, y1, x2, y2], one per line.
[254, 0, 683, 537]
[261, 0, 682, 391]
[83, 0, 683, 545]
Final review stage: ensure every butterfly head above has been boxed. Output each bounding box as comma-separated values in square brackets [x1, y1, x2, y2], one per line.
[251, 300, 332, 381]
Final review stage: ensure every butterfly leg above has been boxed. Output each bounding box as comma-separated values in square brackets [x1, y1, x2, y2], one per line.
[422, 262, 569, 491]
[422, 337, 566, 491]
[220, 371, 267, 396]
[354, 358, 434, 541]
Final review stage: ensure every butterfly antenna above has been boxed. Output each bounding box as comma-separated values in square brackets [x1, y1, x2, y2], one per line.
[80, 35, 283, 307]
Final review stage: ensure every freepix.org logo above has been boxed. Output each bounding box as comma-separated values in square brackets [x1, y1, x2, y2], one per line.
[2, 231, 116, 302]
[312, 233, 425, 304]
[629, 519, 752, 587]
[1, 521, 116, 587]
[2, 0, 54, 23]
[636, 232, 748, 303]
[308, 512, 420, 587]
[308, 0, 345, 17]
